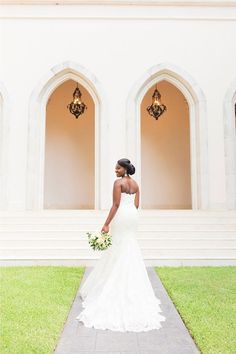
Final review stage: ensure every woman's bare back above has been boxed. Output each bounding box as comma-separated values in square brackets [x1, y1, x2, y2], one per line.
[120, 177, 139, 194]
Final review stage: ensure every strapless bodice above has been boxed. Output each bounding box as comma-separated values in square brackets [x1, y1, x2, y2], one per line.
[120, 192, 136, 206]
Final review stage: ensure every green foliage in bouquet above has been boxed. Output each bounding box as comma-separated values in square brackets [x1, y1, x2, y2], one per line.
[87, 231, 112, 251]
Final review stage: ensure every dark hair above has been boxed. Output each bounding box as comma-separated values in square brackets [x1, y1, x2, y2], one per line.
[117, 158, 135, 175]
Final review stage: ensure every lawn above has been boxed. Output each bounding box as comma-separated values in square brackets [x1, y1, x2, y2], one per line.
[0, 266, 85, 354]
[155, 266, 236, 354]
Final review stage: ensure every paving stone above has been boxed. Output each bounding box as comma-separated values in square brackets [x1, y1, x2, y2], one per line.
[93, 352, 121, 354]
[96, 330, 137, 338]
[95, 332, 138, 351]
[137, 330, 168, 350]
[166, 343, 200, 354]
[68, 335, 96, 351]
[70, 352, 121, 354]
[139, 351, 170, 354]
[77, 324, 97, 337]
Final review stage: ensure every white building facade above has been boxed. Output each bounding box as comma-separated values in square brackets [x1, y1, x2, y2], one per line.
[0, 0, 236, 265]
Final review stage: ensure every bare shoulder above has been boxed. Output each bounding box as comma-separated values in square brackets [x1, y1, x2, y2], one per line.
[113, 178, 122, 186]
[130, 177, 139, 188]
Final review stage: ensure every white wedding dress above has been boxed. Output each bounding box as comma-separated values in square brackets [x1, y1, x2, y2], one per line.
[76, 192, 166, 332]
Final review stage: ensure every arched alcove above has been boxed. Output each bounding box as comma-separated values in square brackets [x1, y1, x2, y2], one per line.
[126, 63, 208, 210]
[26, 61, 107, 210]
[44, 79, 95, 209]
[141, 80, 191, 209]
[224, 81, 236, 209]
[0, 83, 9, 210]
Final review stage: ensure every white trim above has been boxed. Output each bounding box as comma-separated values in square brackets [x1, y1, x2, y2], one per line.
[26, 61, 108, 210]
[1, 4, 236, 21]
[126, 62, 208, 210]
[1, 259, 236, 266]
[224, 80, 236, 210]
[1, 0, 236, 6]
[0, 82, 10, 210]
[2, 16, 236, 21]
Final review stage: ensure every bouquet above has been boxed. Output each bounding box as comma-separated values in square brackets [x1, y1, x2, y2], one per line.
[86, 231, 112, 251]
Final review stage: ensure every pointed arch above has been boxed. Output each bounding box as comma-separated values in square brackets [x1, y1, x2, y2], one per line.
[26, 61, 108, 210]
[224, 79, 236, 209]
[0, 82, 10, 210]
[126, 62, 208, 210]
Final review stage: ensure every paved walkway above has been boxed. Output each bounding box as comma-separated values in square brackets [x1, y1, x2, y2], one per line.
[54, 267, 200, 354]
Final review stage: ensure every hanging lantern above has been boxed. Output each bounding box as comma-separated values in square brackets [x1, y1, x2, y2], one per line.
[147, 86, 167, 120]
[67, 83, 87, 118]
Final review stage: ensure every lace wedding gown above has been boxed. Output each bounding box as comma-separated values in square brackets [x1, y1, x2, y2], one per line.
[76, 192, 166, 332]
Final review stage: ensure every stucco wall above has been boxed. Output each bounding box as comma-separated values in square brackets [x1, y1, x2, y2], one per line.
[0, 3, 235, 210]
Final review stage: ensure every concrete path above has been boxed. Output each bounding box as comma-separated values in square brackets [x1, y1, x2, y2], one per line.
[54, 267, 201, 354]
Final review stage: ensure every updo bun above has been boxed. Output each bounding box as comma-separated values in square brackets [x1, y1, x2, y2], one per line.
[127, 164, 135, 175]
[117, 158, 136, 175]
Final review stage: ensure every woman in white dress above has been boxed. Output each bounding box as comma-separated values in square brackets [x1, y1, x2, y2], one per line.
[76, 158, 166, 332]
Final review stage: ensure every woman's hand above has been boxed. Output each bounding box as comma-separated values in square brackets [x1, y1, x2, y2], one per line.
[101, 224, 109, 233]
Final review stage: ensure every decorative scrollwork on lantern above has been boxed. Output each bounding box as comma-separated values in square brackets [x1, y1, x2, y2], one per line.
[67, 84, 87, 118]
[147, 87, 167, 120]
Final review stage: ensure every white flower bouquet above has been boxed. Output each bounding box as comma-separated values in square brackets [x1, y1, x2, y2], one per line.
[86, 231, 112, 251]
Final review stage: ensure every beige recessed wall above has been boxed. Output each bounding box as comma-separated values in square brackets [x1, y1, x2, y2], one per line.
[141, 80, 191, 209]
[0, 94, 3, 208]
[44, 79, 95, 209]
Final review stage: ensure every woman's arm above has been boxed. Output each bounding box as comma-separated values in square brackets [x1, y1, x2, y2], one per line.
[134, 186, 140, 209]
[101, 180, 121, 233]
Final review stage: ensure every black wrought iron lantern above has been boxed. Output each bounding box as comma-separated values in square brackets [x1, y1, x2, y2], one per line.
[67, 83, 87, 118]
[147, 86, 167, 120]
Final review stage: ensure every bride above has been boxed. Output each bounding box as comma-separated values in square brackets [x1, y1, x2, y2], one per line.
[76, 158, 166, 332]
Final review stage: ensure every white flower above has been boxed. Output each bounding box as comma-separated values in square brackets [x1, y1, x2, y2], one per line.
[86, 231, 112, 251]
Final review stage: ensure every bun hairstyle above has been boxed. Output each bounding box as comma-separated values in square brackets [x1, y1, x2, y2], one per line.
[117, 158, 135, 175]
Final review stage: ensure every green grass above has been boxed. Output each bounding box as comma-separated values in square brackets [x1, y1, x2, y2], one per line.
[0, 266, 85, 354]
[155, 266, 236, 354]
